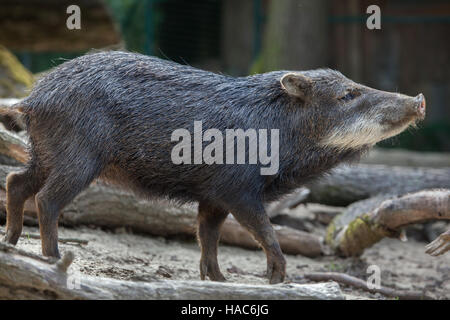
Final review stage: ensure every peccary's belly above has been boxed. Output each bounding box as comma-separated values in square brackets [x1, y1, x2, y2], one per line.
[100, 159, 220, 202]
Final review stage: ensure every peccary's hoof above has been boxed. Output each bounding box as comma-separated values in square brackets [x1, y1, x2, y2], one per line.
[269, 273, 285, 284]
[267, 257, 286, 284]
[212, 273, 227, 282]
[200, 261, 227, 282]
[200, 271, 227, 282]
[2, 232, 20, 245]
[42, 248, 61, 259]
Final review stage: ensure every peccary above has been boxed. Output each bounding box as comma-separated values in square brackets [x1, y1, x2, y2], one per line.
[3, 51, 426, 284]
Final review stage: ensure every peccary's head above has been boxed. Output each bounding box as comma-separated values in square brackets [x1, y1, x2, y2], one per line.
[280, 69, 426, 150]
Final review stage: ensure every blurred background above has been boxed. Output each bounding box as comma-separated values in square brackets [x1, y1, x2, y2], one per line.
[0, 0, 449, 151]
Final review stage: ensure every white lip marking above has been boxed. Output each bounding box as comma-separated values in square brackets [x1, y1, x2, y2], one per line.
[320, 116, 413, 150]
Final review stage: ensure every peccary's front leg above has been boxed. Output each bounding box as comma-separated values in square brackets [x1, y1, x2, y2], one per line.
[197, 201, 229, 281]
[231, 203, 286, 284]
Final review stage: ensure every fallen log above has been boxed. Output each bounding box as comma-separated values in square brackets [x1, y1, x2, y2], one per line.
[0, 98, 22, 108]
[0, 242, 343, 300]
[307, 164, 450, 206]
[0, 98, 26, 132]
[220, 217, 322, 256]
[307, 204, 344, 225]
[304, 272, 432, 300]
[326, 189, 450, 257]
[0, 165, 323, 257]
[361, 148, 450, 168]
[426, 229, 450, 256]
[0, 124, 28, 163]
[269, 203, 344, 232]
[266, 187, 310, 217]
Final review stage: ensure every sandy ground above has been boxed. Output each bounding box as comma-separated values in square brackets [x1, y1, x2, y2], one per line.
[7, 224, 450, 300]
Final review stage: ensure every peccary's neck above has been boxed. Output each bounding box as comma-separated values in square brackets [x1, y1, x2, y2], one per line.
[262, 141, 365, 202]
[234, 72, 367, 201]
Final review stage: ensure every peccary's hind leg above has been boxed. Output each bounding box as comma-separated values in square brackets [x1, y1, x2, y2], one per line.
[231, 203, 286, 284]
[3, 165, 43, 245]
[197, 201, 229, 281]
[35, 164, 102, 258]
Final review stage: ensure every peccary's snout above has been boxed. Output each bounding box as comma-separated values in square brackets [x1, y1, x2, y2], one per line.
[414, 93, 426, 119]
[397, 92, 426, 121]
[404, 93, 426, 120]
[382, 92, 427, 128]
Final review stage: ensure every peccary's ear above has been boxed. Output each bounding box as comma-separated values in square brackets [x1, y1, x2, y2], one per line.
[280, 73, 312, 100]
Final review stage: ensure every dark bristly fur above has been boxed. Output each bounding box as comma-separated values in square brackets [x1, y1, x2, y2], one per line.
[3, 51, 425, 284]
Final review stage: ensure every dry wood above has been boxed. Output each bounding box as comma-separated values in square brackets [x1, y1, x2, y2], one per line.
[307, 164, 450, 206]
[0, 242, 343, 300]
[304, 272, 432, 300]
[269, 203, 344, 232]
[0, 98, 27, 132]
[307, 203, 344, 225]
[219, 216, 322, 256]
[361, 148, 450, 168]
[0, 124, 28, 163]
[425, 229, 450, 256]
[326, 189, 450, 257]
[371, 189, 450, 229]
[0, 98, 22, 109]
[266, 187, 310, 217]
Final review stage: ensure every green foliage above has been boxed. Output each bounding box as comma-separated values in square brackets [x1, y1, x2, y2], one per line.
[105, 0, 149, 53]
[0, 46, 34, 97]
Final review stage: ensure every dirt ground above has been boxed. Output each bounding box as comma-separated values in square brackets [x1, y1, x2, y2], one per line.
[7, 223, 449, 300]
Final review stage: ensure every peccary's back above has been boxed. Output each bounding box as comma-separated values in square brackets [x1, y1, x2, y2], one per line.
[21, 51, 295, 203]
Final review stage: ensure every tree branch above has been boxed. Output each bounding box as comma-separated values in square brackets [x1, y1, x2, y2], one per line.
[0, 242, 343, 300]
[304, 272, 432, 300]
[326, 189, 450, 257]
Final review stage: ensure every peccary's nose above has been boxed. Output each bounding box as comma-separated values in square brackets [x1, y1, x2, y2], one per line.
[415, 93, 426, 118]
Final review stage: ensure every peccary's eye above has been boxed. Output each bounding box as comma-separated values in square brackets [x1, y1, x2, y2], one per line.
[339, 90, 359, 102]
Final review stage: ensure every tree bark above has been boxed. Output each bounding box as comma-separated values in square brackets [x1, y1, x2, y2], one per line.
[0, 243, 343, 300]
[0, 124, 28, 163]
[0, 98, 27, 132]
[266, 187, 310, 217]
[426, 229, 450, 256]
[307, 164, 450, 206]
[304, 272, 432, 300]
[326, 189, 450, 257]
[253, 0, 328, 73]
[361, 148, 450, 168]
